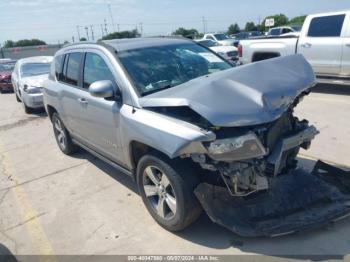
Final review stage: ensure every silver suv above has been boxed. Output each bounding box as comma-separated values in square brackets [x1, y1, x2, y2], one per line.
[44, 38, 350, 237]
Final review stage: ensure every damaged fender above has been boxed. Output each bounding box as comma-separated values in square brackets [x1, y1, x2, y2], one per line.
[119, 104, 216, 168]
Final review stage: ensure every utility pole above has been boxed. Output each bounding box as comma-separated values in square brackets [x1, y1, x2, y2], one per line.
[139, 22, 143, 36]
[72, 36, 75, 43]
[108, 4, 116, 32]
[90, 25, 95, 41]
[104, 19, 108, 35]
[117, 24, 120, 32]
[76, 25, 81, 41]
[202, 16, 207, 34]
[84, 26, 89, 40]
[100, 24, 104, 38]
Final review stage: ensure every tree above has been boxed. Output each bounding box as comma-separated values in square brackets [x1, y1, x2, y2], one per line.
[227, 23, 240, 35]
[101, 29, 140, 40]
[79, 37, 87, 41]
[172, 27, 199, 39]
[3, 40, 15, 48]
[4, 39, 46, 48]
[289, 15, 307, 26]
[261, 14, 289, 31]
[245, 22, 257, 31]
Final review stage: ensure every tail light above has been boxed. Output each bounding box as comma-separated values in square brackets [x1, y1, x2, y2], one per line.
[238, 44, 243, 57]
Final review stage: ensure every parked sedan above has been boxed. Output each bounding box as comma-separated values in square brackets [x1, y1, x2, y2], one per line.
[12, 56, 53, 113]
[0, 60, 16, 93]
[196, 39, 238, 62]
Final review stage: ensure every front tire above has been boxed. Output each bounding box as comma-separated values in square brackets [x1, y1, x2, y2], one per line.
[52, 112, 78, 155]
[15, 92, 21, 102]
[137, 154, 202, 231]
[23, 102, 33, 114]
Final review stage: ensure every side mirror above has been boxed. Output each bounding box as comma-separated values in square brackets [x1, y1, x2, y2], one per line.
[89, 80, 115, 99]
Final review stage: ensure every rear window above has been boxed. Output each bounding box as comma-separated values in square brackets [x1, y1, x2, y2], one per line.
[21, 63, 50, 78]
[308, 14, 345, 37]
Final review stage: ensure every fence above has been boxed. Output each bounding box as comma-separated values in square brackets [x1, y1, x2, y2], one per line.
[0, 44, 63, 59]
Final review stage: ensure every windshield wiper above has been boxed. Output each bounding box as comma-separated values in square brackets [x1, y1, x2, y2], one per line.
[142, 84, 174, 96]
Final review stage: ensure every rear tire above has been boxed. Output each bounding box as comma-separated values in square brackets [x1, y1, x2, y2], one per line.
[52, 112, 79, 155]
[137, 153, 202, 231]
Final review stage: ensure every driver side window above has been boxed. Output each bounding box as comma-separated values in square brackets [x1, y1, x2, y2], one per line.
[83, 53, 115, 89]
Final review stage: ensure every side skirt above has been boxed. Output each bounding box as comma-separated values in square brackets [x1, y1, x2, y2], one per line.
[72, 138, 134, 179]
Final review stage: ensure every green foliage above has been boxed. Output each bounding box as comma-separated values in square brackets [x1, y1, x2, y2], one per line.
[227, 23, 240, 35]
[172, 27, 199, 38]
[79, 37, 87, 41]
[4, 39, 46, 48]
[245, 22, 257, 32]
[289, 15, 307, 26]
[101, 29, 140, 40]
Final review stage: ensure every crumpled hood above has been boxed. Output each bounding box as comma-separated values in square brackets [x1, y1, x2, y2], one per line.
[22, 74, 48, 87]
[139, 54, 316, 127]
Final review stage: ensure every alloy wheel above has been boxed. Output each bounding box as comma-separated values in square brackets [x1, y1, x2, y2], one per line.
[143, 166, 177, 220]
[54, 118, 66, 150]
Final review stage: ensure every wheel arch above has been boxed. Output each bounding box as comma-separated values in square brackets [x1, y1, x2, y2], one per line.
[252, 52, 281, 62]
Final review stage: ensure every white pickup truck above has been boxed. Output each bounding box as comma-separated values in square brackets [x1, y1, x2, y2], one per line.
[239, 10, 350, 84]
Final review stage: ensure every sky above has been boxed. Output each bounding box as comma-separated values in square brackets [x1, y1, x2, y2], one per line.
[0, 0, 350, 44]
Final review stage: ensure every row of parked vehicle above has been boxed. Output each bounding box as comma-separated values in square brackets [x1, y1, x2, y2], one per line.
[0, 56, 52, 113]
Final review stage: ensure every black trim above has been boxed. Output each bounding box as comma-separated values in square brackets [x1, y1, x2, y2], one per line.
[72, 138, 134, 178]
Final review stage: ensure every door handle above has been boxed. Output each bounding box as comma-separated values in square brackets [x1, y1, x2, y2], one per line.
[78, 98, 88, 105]
[301, 42, 312, 48]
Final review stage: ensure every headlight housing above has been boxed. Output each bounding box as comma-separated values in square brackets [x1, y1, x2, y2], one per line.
[23, 84, 42, 94]
[206, 132, 267, 161]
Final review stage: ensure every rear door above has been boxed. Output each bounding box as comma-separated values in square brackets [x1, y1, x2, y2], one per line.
[59, 51, 85, 138]
[298, 13, 346, 76]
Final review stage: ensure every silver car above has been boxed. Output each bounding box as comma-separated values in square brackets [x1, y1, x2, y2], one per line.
[43, 38, 350, 237]
[12, 56, 53, 113]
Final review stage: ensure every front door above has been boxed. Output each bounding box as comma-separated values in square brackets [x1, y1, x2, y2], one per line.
[298, 13, 346, 76]
[77, 51, 123, 163]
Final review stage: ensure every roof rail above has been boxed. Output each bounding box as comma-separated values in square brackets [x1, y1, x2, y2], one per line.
[62, 41, 97, 48]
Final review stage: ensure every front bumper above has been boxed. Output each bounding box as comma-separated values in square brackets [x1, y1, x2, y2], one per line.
[195, 161, 350, 237]
[22, 92, 44, 108]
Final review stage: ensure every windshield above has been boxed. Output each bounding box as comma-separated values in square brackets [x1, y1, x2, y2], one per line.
[198, 40, 218, 47]
[214, 34, 229, 40]
[0, 62, 15, 72]
[118, 43, 232, 96]
[21, 63, 50, 77]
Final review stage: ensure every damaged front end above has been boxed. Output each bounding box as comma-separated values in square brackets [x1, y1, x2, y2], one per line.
[191, 106, 350, 237]
[138, 55, 350, 237]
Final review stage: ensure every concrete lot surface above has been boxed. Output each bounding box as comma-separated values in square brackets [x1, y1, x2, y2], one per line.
[1, 85, 350, 258]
